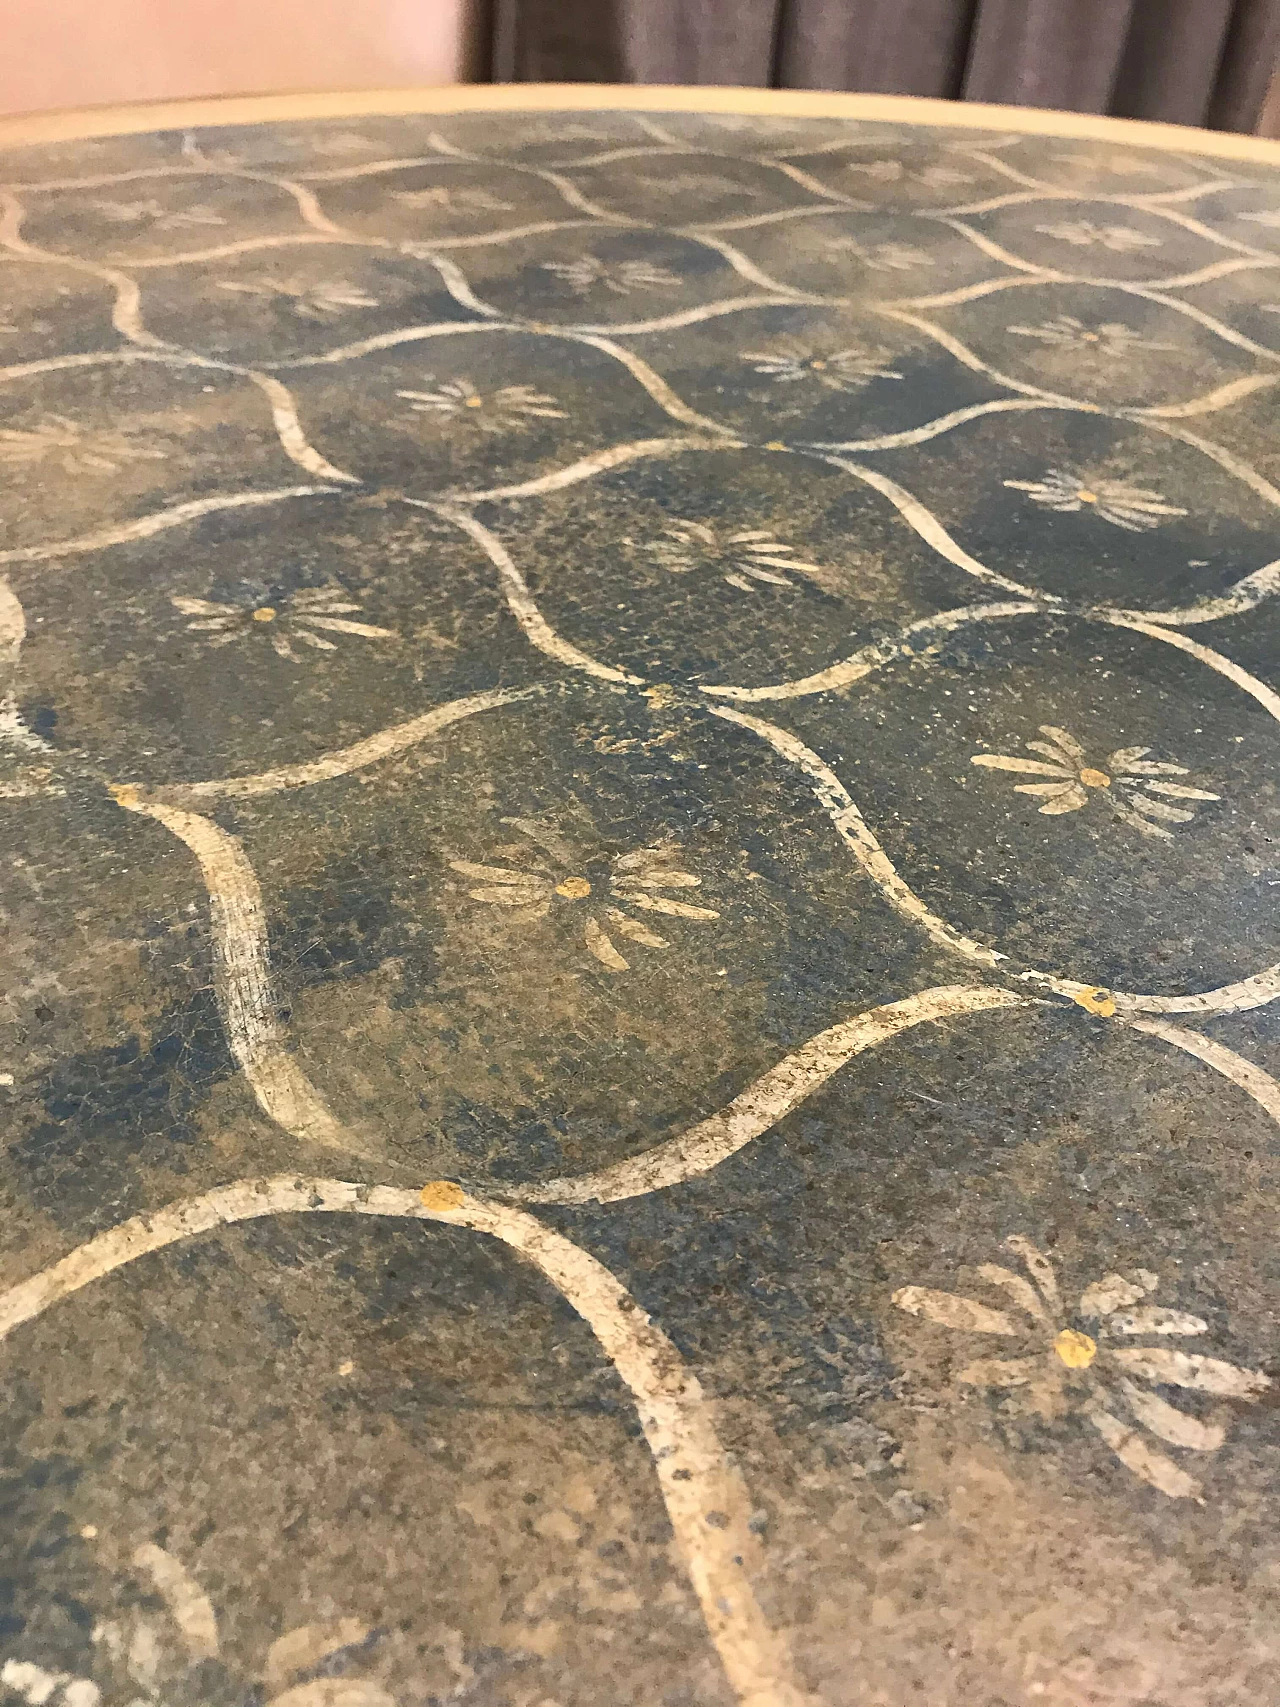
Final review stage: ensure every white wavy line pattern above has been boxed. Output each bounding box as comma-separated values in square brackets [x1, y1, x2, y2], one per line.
[0, 485, 338, 567]
[710, 617, 1280, 1019]
[0, 1176, 808, 1707]
[1124, 1018, 1280, 1124]
[5, 108, 1280, 1704]
[111, 792, 366, 1158]
[514, 985, 1033, 1203]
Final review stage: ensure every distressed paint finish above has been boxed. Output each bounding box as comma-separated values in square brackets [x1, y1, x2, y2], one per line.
[3, 92, 1280, 1707]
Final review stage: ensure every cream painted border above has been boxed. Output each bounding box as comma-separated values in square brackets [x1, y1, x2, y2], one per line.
[3, 82, 1280, 167]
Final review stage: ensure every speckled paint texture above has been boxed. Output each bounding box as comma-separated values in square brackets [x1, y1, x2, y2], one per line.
[2, 104, 1280, 1707]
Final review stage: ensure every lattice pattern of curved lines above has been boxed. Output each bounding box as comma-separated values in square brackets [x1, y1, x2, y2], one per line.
[3, 107, 1280, 1707]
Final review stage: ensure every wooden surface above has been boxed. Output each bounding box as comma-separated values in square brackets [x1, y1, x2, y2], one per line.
[5, 83, 1280, 165]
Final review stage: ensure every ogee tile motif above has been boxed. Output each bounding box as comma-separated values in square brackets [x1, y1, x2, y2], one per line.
[2, 99, 1280, 1707]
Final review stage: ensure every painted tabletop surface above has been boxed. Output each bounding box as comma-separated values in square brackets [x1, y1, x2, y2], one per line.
[2, 95, 1280, 1707]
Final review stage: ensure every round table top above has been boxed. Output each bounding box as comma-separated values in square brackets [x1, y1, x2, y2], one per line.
[3, 86, 1280, 1707]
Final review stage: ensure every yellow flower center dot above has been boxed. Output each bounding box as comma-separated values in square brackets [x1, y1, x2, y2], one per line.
[1076, 488, 1098, 504]
[1079, 767, 1111, 789]
[1054, 1328, 1097, 1369]
[810, 360, 827, 370]
[765, 440, 787, 451]
[1082, 332, 1099, 342]
[464, 395, 484, 408]
[252, 606, 277, 622]
[421, 1180, 465, 1212]
[555, 876, 592, 899]
[1073, 986, 1117, 1018]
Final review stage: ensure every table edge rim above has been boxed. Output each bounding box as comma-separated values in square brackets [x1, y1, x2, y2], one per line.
[2, 83, 1280, 165]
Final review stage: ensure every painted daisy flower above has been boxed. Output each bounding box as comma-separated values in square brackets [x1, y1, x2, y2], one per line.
[0, 1542, 395, 1707]
[92, 198, 227, 229]
[708, 115, 814, 134]
[217, 275, 380, 319]
[894, 1237, 1269, 1499]
[527, 122, 615, 144]
[1051, 150, 1165, 176]
[642, 171, 757, 197]
[396, 375, 566, 431]
[647, 519, 828, 592]
[1003, 466, 1187, 530]
[1006, 314, 1173, 354]
[2, 1660, 100, 1707]
[845, 159, 975, 188]
[197, 131, 379, 167]
[741, 337, 902, 393]
[390, 185, 517, 213]
[313, 130, 381, 155]
[824, 236, 935, 271]
[449, 828, 718, 973]
[971, 724, 1219, 838]
[0, 415, 166, 475]
[171, 585, 396, 662]
[915, 164, 978, 188]
[541, 255, 681, 295]
[1033, 220, 1162, 252]
[842, 159, 905, 182]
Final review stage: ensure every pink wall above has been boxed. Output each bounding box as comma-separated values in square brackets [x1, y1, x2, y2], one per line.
[2, 0, 469, 117]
